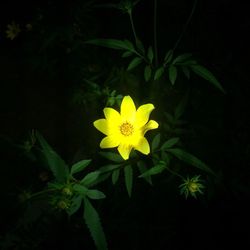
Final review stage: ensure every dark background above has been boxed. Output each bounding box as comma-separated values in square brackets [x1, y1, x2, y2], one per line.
[1, 0, 250, 249]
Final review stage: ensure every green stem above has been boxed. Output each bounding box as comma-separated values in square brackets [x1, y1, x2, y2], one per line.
[128, 10, 138, 43]
[153, 0, 158, 67]
[172, 0, 198, 52]
[165, 166, 184, 180]
[28, 188, 57, 200]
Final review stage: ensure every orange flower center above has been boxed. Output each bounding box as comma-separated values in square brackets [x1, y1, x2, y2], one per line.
[120, 122, 133, 136]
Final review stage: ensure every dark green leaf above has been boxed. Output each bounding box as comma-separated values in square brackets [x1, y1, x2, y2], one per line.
[135, 38, 145, 55]
[154, 66, 164, 80]
[67, 195, 82, 216]
[161, 137, 180, 150]
[172, 53, 192, 64]
[70, 159, 92, 175]
[164, 49, 173, 64]
[73, 183, 89, 195]
[174, 91, 189, 119]
[166, 148, 215, 175]
[98, 164, 121, 173]
[147, 46, 154, 63]
[83, 198, 108, 250]
[168, 65, 177, 85]
[112, 169, 120, 184]
[122, 50, 134, 58]
[80, 171, 101, 187]
[144, 65, 152, 82]
[127, 57, 143, 71]
[137, 161, 152, 185]
[151, 133, 161, 152]
[99, 151, 124, 163]
[124, 165, 133, 197]
[190, 64, 225, 93]
[139, 164, 166, 178]
[87, 189, 106, 200]
[36, 131, 69, 183]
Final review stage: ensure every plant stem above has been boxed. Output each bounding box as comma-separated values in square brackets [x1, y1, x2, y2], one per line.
[172, 0, 198, 52]
[153, 0, 158, 67]
[128, 10, 138, 43]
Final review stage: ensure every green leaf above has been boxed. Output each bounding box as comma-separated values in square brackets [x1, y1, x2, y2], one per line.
[164, 49, 173, 64]
[80, 171, 101, 187]
[67, 195, 82, 216]
[181, 66, 190, 79]
[161, 137, 180, 150]
[190, 64, 225, 93]
[99, 151, 124, 163]
[70, 159, 92, 175]
[87, 189, 106, 200]
[73, 183, 89, 195]
[151, 133, 161, 152]
[172, 53, 192, 64]
[168, 65, 177, 85]
[127, 57, 143, 71]
[124, 164, 133, 197]
[139, 163, 166, 178]
[135, 38, 145, 55]
[36, 131, 69, 183]
[83, 198, 108, 250]
[144, 65, 152, 82]
[85, 38, 135, 52]
[98, 164, 121, 173]
[166, 148, 215, 175]
[147, 46, 154, 63]
[112, 169, 120, 184]
[137, 161, 152, 185]
[174, 91, 189, 119]
[122, 50, 134, 58]
[154, 66, 164, 80]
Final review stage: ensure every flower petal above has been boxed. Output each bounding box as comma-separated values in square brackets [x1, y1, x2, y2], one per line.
[120, 96, 136, 122]
[144, 120, 159, 134]
[136, 103, 155, 127]
[134, 137, 150, 155]
[103, 107, 121, 122]
[100, 136, 120, 148]
[93, 119, 109, 135]
[118, 144, 132, 160]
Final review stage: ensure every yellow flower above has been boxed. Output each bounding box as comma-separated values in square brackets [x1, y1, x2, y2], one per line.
[6, 21, 21, 40]
[94, 95, 159, 160]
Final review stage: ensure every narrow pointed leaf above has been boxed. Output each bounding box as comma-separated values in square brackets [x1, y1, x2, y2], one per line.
[139, 164, 166, 178]
[147, 46, 154, 63]
[99, 152, 124, 163]
[124, 164, 133, 197]
[151, 133, 161, 152]
[164, 49, 173, 64]
[168, 65, 177, 85]
[80, 171, 101, 187]
[112, 169, 120, 184]
[144, 65, 152, 82]
[161, 137, 180, 150]
[87, 189, 106, 200]
[154, 66, 164, 80]
[137, 161, 152, 185]
[122, 50, 133, 58]
[181, 66, 190, 79]
[172, 53, 192, 64]
[71, 159, 92, 175]
[127, 57, 142, 71]
[67, 195, 82, 216]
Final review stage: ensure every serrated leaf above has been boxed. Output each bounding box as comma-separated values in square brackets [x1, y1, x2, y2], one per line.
[70, 159, 92, 175]
[151, 133, 161, 152]
[166, 148, 215, 175]
[36, 131, 69, 183]
[67, 195, 82, 216]
[124, 164, 133, 197]
[147, 46, 154, 63]
[168, 65, 177, 85]
[161, 137, 180, 150]
[139, 164, 166, 178]
[164, 49, 173, 64]
[144, 65, 152, 82]
[80, 171, 101, 187]
[154, 66, 164, 80]
[112, 169, 120, 184]
[190, 64, 225, 93]
[137, 161, 152, 185]
[172, 53, 192, 64]
[87, 189, 106, 200]
[127, 57, 142, 71]
[83, 198, 108, 250]
[122, 50, 134, 58]
[99, 151, 124, 163]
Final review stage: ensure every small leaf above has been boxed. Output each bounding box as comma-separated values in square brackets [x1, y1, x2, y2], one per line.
[181, 66, 190, 79]
[123, 39, 135, 50]
[98, 164, 121, 173]
[70, 159, 92, 175]
[151, 133, 161, 152]
[139, 164, 166, 178]
[147, 46, 154, 63]
[80, 171, 101, 187]
[83, 198, 108, 250]
[168, 65, 177, 85]
[137, 161, 152, 185]
[122, 50, 133, 58]
[166, 148, 215, 175]
[73, 183, 89, 195]
[99, 151, 124, 163]
[124, 164, 133, 197]
[164, 49, 173, 64]
[87, 189, 106, 200]
[154, 66, 164, 80]
[127, 57, 142, 71]
[190, 64, 225, 93]
[135, 38, 145, 55]
[172, 53, 192, 64]
[144, 65, 152, 82]
[67, 195, 82, 216]
[161, 137, 180, 150]
[112, 169, 120, 185]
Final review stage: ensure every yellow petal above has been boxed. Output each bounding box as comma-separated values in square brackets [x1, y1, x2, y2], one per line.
[103, 107, 121, 122]
[100, 136, 120, 148]
[93, 119, 109, 135]
[136, 103, 155, 127]
[120, 96, 136, 122]
[134, 137, 150, 155]
[118, 144, 132, 160]
[144, 120, 159, 134]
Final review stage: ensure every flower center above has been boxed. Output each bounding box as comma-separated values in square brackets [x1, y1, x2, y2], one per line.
[120, 122, 133, 136]
[188, 182, 198, 193]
